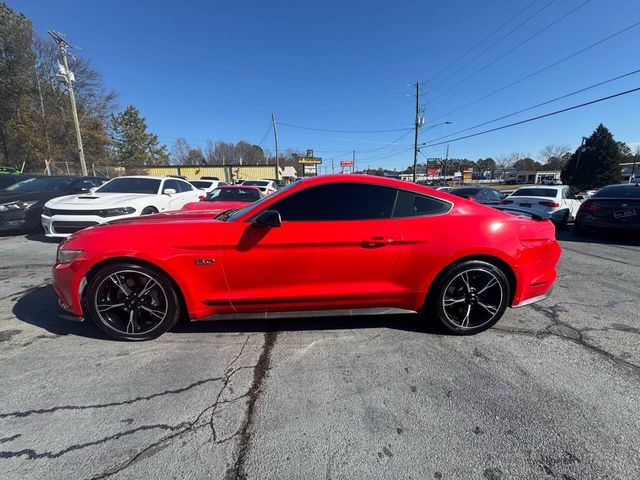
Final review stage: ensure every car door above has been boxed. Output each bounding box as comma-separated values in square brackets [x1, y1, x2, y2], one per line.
[177, 180, 201, 204]
[562, 188, 580, 218]
[161, 179, 185, 210]
[220, 182, 405, 312]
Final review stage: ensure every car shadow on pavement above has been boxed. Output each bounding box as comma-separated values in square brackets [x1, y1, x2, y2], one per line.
[12, 285, 449, 340]
[171, 313, 450, 336]
[25, 233, 61, 244]
[556, 227, 640, 246]
[12, 285, 111, 340]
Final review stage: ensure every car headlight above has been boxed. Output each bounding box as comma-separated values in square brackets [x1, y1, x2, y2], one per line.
[56, 248, 84, 264]
[0, 200, 38, 212]
[43, 206, 52, 216]
[96, 207, 136, 217]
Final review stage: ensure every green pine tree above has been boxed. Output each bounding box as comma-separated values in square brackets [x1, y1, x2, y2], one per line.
[110, 105, 168, 168]
[561, 124, 624, 190]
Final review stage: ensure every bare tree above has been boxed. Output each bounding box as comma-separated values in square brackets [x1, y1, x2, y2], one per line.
[170, 138, 190, 165]
[539, 144, 571, 170]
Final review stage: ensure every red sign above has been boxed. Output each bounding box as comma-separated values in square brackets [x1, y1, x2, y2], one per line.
[340, 160, 353, 167]
[427, 167, 440, 176]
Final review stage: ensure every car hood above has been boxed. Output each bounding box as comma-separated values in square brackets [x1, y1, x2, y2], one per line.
[46, 192, 153, 208]
[0, 191, 56, 204]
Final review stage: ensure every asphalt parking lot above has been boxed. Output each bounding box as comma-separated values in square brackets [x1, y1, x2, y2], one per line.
[0, 230, 639, 479]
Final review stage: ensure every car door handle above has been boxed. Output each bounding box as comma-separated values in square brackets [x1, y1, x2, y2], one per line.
[361, 236, 395, 248]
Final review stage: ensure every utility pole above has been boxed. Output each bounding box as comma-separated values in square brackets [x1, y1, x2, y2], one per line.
[272, 113, 280, 180]
[412, 82, 421, 183]
[444, 144, 449, 179]
[331, 158, 335, 174]
[48, 31, 87, 176]
[352, 150, 356, 174]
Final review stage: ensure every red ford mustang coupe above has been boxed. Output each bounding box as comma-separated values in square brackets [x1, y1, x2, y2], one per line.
[53, 175, 561, 341]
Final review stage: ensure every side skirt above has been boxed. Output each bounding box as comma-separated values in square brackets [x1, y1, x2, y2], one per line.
[192, 307, 418, 322]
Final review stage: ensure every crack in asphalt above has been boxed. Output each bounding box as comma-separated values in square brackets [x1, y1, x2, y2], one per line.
[85, 334, 262, 480]
[225, 330, 278, 480]
[0, 423, 190, 460]
[0, 377, 226, 419]
[495, 303, 640, 376]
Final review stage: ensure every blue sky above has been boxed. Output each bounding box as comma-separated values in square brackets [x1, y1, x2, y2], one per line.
[11, 0, 640, 171]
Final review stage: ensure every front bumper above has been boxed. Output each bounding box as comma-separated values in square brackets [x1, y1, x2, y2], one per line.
[0, 210, 27, 232]
[42, 212, 139, 238]
[57, 297, 84, 322]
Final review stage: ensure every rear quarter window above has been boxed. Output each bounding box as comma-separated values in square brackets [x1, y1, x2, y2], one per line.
[393, 190, 451, 217]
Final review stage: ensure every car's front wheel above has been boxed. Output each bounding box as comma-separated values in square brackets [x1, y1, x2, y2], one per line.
[85, 263, 181, 341]
[428, 260, 510, 335]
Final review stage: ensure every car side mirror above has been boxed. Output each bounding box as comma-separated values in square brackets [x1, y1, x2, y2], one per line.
[253, 210, 281, 228]
[163, 188, 176, 195]
[89, 187, 98, 194]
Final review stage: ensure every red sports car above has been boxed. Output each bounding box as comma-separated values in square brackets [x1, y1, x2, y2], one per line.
[181, 185, 263, 213]
[53, 175, 561, 341]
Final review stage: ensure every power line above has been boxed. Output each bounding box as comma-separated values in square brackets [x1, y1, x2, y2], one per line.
[429, 0, 591, 103]
[278, 122, 413, 133]
[427, 20, 640, 124]
[422, 86, 640, 148]
[257, 125, 273, 147]
[426, 0, 540, 83]
[426, 67, 640, 144]
[356, 130, 414, 155]
[429, 0, 557, 91]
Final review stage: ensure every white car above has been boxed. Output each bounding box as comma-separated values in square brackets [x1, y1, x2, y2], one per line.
[189, 179, 228, 193]
[42, 176, 203, 237]
[501, 185, 582, 227]
[241, 179, 278, 195]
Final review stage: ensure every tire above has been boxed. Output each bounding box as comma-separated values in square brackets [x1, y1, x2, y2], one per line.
[85, 262, 181, 341]
[427, 260, 510, 335]
[573, 222, 588, 236]
[557, 211, 569, 230]
[141, 206, 158, 215]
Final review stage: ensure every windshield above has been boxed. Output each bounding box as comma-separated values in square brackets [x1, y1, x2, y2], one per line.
[226, 183, 296, 221]
[206, 187, 261, 202]
[593, 186, 640, 199]
[243, 180, 269, 187]
[97, 177, 161, 194]
[5, 177, 74, 192]
[190, 181, 214, 189]
[511, 188, 557, 198]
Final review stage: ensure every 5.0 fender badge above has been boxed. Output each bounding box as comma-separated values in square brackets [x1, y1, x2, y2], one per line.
[195, 259, 215, 265]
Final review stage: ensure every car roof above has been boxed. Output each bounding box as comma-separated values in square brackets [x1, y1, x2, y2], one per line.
[109, 175, 174, 181]
[514, 185, 568, 190]
[217, 185, 260, 190]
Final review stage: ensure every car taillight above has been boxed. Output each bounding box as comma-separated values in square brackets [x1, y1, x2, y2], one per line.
[501, 200, 513, 204]
[579, 201, 602, 214]
[539, 201, 560, 208]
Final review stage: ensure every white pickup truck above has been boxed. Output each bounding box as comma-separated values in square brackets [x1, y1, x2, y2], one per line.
[501, 185, 582, 228]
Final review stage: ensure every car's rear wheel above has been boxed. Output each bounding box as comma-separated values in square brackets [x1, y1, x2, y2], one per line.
[86, 263, 181, 341]
[428, 260, 509, 335]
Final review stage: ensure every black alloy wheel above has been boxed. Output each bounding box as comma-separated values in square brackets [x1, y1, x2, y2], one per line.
[86, 263, 181, 341]
[430, 260, 509, 334]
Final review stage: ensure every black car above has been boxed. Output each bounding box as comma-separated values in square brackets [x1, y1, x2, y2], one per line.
[0, 175, 108, 233]
[575, 183, 640, 234]
[450, 187, 505, 205]
[0, 173, 33, 190]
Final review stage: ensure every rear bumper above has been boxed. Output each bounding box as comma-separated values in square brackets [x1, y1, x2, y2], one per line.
[576, 216, 640, 231]
[512, 285, 553, 308]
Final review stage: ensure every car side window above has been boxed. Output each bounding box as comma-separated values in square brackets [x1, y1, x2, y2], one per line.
[163, 179, 180, 193]
[563, 188, 574, 199]
[393, 190, 451, 217]
[177, 180, 193, 192]
[271, 183, 397, 221]
[70, 178, 95, 191]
